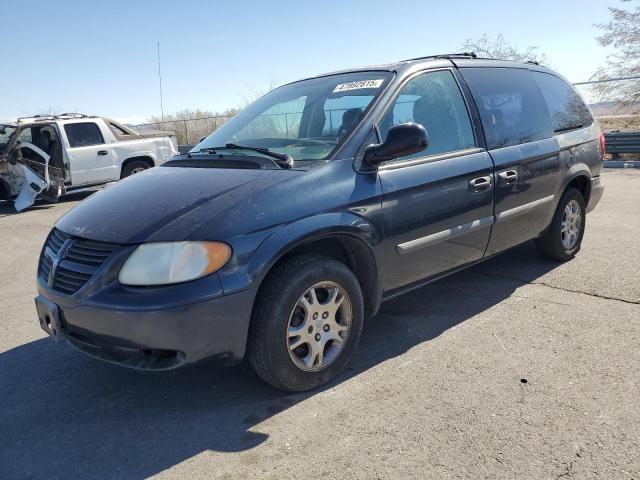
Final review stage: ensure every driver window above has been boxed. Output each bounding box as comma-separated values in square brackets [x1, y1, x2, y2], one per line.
[18, 128, 34, 144]
[379, 70, 475, 160]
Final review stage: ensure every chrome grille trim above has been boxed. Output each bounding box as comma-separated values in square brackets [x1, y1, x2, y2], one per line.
[38, 228, 122, 295]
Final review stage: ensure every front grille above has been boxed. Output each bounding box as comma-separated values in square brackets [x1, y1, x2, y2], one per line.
[38, 228, 67, 280]
[38, 228, 122, 295]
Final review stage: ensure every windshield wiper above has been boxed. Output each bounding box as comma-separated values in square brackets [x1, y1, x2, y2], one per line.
[199, 143, 294, 169]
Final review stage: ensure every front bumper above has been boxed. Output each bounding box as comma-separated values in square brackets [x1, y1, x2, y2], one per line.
[37, 269, 257, 371]
[586, 175, 604, 213]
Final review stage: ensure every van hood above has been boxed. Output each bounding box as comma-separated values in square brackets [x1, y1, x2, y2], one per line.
[55, 165, 301, 244]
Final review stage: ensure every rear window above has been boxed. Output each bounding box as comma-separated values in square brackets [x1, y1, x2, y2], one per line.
[460, 68, 553, 150]
[64, 122, 104, 147]
[532, 72, 593, 132]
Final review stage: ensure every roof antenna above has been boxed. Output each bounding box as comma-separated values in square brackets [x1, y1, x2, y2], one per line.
[157, 41, 165, 122]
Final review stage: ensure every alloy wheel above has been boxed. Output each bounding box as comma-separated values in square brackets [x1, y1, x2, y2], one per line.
[286, 281, 352, 372]
[561, 199, 582, 249]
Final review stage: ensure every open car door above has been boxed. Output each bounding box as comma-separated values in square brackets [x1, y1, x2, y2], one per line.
[6, 142, 63, 212]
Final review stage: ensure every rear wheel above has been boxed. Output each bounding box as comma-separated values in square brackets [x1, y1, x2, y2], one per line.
[248, 254, 364, 392]
[535, 188, 586, 261]
[121, 160, 150, 178]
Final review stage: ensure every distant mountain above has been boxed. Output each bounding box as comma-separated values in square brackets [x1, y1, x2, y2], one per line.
[589, 101, 640, 116]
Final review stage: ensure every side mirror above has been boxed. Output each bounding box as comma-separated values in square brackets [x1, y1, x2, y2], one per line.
[363, 123, 428, 169]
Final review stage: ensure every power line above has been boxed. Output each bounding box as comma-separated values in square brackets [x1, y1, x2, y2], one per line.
[573, 75, 640, 86]
[132, 75, 640, 130]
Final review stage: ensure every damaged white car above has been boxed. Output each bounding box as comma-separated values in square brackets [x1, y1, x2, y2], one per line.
[0, 114, 178, 211]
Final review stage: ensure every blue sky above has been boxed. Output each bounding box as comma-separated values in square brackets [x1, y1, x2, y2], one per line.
[1, 0, 614, 123]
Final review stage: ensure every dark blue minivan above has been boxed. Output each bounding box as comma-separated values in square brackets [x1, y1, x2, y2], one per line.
[35, 53, 604, 391]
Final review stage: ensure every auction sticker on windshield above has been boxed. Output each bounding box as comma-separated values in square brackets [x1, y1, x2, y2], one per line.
[333, 79, 384, 93]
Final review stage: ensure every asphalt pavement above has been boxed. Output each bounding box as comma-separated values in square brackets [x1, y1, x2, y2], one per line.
[1, 170, 638, 479]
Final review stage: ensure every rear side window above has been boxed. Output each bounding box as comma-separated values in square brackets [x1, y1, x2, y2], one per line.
[64, 122, 104, 147]
[460, 68, 553, 150]
[532, 72, 593, 132]
[379, 70, 476, 159]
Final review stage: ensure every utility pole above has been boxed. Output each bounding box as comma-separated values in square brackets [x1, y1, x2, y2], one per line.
[157, 41, 165, 121]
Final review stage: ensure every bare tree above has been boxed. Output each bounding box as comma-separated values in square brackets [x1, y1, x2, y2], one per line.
[592, 0, 640, 109]
[140, 79, 283, 145]
[460, 33, 549, 64]
[237, 77, 282, 109]
[35, 107, 64, 116]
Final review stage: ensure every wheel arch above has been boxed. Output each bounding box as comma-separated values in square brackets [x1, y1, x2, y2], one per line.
[246, 213, 384, 319]
[559, 164, 592, 204]
[0, 178, 12, 201]
[120, 156, 155, 178]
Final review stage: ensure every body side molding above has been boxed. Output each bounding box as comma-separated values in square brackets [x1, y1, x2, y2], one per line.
[397, 215, 494, 255]
[495, 195, 555, 223]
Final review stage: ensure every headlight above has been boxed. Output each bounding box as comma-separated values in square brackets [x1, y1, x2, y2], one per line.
[118, 241, 231, 286]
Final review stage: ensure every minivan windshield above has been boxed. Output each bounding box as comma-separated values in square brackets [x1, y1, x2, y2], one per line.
[193, 72, 393, 163]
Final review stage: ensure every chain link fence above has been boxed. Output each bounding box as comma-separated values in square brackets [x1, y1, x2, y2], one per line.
[131, 115, 233, 148]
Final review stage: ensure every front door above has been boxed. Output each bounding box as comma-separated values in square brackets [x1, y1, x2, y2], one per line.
[377, 69, 495, 292]
[459, 67, 561, 255]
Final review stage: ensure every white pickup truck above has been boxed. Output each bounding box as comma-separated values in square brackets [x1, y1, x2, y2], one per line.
[0, 114, 177, 211]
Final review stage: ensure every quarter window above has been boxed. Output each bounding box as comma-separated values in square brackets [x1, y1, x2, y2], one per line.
[460, 68, 553, 150]
[64, 122, 104, 147]
[532, 72, 593, 132]
[379, 70, 475, 159]
[109, 122, 131, 137]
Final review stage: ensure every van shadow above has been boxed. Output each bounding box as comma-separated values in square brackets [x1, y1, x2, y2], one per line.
[1, 242, 558, 479]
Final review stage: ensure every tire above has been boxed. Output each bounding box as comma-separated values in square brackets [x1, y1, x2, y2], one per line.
[121, 160, 150, 178]
[248, 254, 364, 392]
[535, 188, 586, 261]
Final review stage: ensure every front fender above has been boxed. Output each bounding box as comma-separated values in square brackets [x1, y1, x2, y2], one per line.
[218, 211, 383, 295]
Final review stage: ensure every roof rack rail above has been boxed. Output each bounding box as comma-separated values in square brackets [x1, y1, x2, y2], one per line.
[402, 52, 478, 62]
[16, 113, 95, 123]
[526, 60, 540, 66]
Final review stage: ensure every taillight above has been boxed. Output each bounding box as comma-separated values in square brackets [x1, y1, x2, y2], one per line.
[599, 132, 606, 158]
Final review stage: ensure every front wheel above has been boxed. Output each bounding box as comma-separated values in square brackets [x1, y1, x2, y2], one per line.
[535, 188, 586, 261]
[248, 254, 364, 392]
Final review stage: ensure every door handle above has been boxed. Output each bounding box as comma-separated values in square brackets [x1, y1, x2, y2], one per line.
[468, 176, 492, 192]
[97, 150, 108, 156]
[498, 169, 518, 185]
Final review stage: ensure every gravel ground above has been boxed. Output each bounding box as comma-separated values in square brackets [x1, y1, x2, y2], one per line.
[1, 169, 639, 479]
